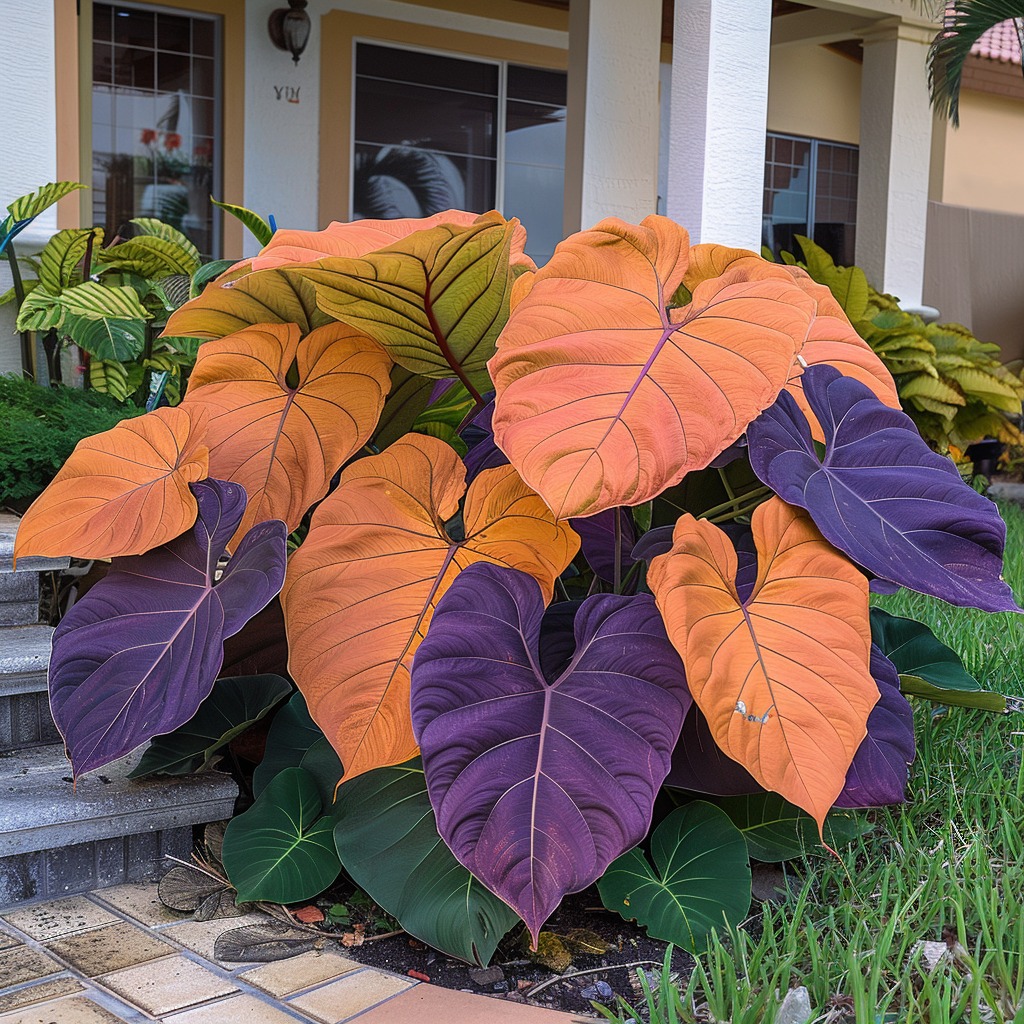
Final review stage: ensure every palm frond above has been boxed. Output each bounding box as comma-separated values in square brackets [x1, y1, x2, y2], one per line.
[928, 1, 1024, 127]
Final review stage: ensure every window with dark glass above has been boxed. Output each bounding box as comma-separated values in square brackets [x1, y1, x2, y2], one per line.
[762, 132, 858, 265]
[92, 3, 221, 256]
[353, 42, 567, 265]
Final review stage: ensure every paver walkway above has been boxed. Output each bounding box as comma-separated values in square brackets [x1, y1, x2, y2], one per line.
[0, 885, 585, 1023]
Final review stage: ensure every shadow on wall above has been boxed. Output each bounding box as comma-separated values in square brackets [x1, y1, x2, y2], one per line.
[924, 200, 1024, 362]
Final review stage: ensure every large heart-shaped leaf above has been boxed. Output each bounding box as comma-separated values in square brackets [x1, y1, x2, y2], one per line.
[287, 212, 520, 397]
[747, 364, 1018, 613]
[333, 759, 520, 965]
[64, 313, 146, 361]
[130, 674, 292, 777]
[665, 705, 762, 796]
[870, 607, 1005, 711]
[15, 406, 209, 561]
[222, 766, 341, 903]
[183, 322, 391, 542]
[648, 497, 878, 827]
[253, 691, 323, 797]
[48, 479, 287, 776]
[571, 508, 637, 585]
[164, 266, 331, 339]
[410, 562, 690, 944]
[834, 645, 915, 808]
[717, 793, 870, 862]
[282, 434, 579, 783]
[489, 216, 816, 518]
[596, 802, 750, 951]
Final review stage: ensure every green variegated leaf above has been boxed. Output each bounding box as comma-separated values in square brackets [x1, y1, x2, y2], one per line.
[39, 228, 100, 294]
[64, 313, 146, 360]
[15, 287, 64, 332]
[6, 181, 85, 226]
[211, 198, 274, 246]
[60, 282, 151, 321]
[190, 259, 235, 298]
[96, 236, 201, 278]
[129, 217, 201, 267]
[87, 358, 131, 400]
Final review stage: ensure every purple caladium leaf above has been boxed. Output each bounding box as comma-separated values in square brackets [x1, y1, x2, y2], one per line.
[665, 705, 762, 796]
[634, 523, 756, 602]
[747, 364, 1018, 613]
[570, 508, 636, 583]
[410, 562, 690, 945]
[834, 644, 915, 808]
[462, 400, 508, 483]
[49, 479, 287, 777]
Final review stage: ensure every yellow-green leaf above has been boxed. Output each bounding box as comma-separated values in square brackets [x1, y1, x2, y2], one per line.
[39, 228, 100, 294]
[16, 288, 64, 332]
[60, 282, 151, 321]
[96, 235, 201, 278]
[129, 218, 201, 268]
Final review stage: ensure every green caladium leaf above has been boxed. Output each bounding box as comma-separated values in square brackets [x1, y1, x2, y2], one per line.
[212, 198, 274, 246]
[190, 259, 235, 298]
[15, 287, 64, 332]
[870, 607, 1006, 712]
[597, 802, 751, 952]
[96, 236, 201, 278]
[222, 766, 341, 903]
[717, 793, 870, 862]
[60, 281, 151, 321]
[292, 211, 517, 393]
[130, 674, 291, 777]
[39, 228, 99, 294]
[252, 691, 323, 797]
[129, 217, 201, 267]
[333, 759, 520, 965]
[63, 314, 146, 361]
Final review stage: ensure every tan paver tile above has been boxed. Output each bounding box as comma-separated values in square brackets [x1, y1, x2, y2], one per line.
[0, 978, 84, 1014]
[164, 992, 312, 1023]
[97, 955, 236, 1017]
[2, 897, 118, 941]
[160, 913, 266, 966]
[0, 926, 19, 951]
[289, 970, 413, 1023]
[240, 950, 361, 998]
[88, 882, 185, 926]
[46, 920, 175, 977]
[352, 983, 582, 1022]
[0, 995, 123, 1024]
[0, 946, 63, 987]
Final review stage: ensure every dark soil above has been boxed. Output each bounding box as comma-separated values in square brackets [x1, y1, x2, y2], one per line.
[321, 887, 695, 1018]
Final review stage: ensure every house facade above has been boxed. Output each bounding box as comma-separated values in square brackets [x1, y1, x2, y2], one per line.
[3, 0, 1024, 377]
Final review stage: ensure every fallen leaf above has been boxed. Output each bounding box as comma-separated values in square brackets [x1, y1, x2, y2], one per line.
[214, 921, 318, 962]
[293, 905, 324, 924]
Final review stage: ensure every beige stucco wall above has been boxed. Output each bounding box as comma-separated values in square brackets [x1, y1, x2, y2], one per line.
[938, 89, 1024, 217]
[767, 42, 861, 144]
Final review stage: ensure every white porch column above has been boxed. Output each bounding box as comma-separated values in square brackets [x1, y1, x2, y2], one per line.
[665, 0, 771, 248]
[856, 19, 934, 308]
[0, 0, 59, 375]
[563, 0, 662, 233]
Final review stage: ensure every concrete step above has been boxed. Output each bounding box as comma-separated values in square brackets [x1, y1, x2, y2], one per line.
[0, 743, 238, 906]
[0, 513, 70, 575]
[0, 625, 57, 752]
[0, 571, 40, 626]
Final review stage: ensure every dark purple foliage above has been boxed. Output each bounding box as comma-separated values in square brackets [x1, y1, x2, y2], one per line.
[570, 508, 636, 583]
[747, 364, 1018, 613]
[665, 705, 762, 796]
[410, 562, 690, 943]
[49, 479, 287, 776]
[834, 645, 915, 808]
[461, 400, 508, 483]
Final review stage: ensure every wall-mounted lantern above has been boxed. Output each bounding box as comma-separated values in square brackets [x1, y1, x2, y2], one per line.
[268, 0, 311, 65]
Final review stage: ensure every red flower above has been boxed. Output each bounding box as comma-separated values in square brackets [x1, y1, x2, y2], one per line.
[193, 140, 212, 158]
[164, 132, 182, 151]
[140, 128, 158, 145]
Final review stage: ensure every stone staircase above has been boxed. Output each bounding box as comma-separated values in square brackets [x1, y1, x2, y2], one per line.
[0, 514, 238, 907]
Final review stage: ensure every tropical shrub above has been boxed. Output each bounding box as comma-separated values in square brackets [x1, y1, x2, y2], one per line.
[1, 181, 237, 402]
[15, 210, 1017, 964]
[776, 235, 1024, 454]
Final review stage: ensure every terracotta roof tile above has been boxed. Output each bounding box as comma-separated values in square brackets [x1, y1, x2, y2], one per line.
[973, 20, 1021, 65]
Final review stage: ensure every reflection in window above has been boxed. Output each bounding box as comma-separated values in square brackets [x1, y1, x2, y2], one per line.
[352, 42, 566, 266]
[92, 3, 220, 255]
[762, 133, 858, 265]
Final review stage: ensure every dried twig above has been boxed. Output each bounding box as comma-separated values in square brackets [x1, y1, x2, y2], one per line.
[522, 959, 661, 999]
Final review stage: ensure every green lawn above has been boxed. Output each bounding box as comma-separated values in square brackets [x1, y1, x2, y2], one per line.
[613, 501, 1024, 1024]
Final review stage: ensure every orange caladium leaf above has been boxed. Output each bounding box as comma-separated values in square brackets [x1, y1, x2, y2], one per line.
[163, 266, 331, 340]
[648, 497, 878, 828]
[284, 212, 521, 398]
[14, 406, 209, 561]
[682, 245, 900, 439]
[282, 434, 579, 782]
[489, 216, 817, 519]
[182, 322, 392, 543]
[237, 209, 535, 274]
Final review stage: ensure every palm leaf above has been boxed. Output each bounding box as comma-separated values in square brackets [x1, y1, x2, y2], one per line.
[929, 3, 1024, 127]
